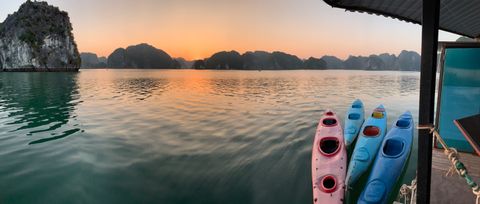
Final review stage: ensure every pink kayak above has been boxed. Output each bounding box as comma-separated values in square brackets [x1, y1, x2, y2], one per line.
[311, 110, 347, 204]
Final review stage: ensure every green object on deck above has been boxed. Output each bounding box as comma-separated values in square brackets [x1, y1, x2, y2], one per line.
[455, 161, 465, 170]
[465, 175, 476, 188]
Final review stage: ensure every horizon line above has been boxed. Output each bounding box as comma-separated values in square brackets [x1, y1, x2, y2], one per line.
[79, 44, 420, 61]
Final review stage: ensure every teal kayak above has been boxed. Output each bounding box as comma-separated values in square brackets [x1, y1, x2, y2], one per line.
[344, 99, 365, 150]
[345, 105, 387, 187]
[357, 111, 414, 204]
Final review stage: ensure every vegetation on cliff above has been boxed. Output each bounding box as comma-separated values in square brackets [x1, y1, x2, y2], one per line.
[0, 0, 81, 69]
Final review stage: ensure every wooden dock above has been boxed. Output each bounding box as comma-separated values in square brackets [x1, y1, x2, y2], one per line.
[432, 148, 480, 177]
[431, 148, 480, 203]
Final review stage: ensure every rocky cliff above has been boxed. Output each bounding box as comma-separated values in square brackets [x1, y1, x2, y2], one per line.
[200, 50, 320, 70]
[80, 52, 107, 68]
[397, 50, 421, 71]
[456, 36, 475, 42]
[86, 43, 421, 71]
[107, 43, 175, 68]
[173, 58, 193, 69]
[0, 1, 81, 71]
[192, 60, 206, 69]
[332, 51, 420, 71]
[205, 51, 244, 69]
[242, 51, 273, 70]
[304, 57, 327, 69]
[321, 56, 344, 69]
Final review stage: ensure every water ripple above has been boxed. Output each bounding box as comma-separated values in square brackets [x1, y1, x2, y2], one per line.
[0, 73, 83, 145]
[0, 70, 419, 204]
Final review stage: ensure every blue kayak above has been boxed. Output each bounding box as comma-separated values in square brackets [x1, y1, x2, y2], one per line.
[346, 105, 387, 187]
[357, 111, 414, 204]
[344, 99, 365, 150]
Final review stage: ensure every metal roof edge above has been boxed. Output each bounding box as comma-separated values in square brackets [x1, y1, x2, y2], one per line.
[438, 41, 480, 49]
[322, 0, 476, 38]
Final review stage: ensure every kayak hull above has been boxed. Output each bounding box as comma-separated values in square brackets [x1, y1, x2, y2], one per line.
[311, 110, 347, 204]
[358, 111, 414, 204]
[346, 105, 387, 187]
[344, 99, 365, 149]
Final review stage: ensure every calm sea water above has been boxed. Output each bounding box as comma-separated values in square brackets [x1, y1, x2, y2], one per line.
[0, 70, 418, 204]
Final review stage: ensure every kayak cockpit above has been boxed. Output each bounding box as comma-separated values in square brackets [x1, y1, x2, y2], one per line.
[348, 113, 361, 120]
[320, 175, 338, 193]
[322, 118, 337, 126]
[372, 107, 385, 119]
[396, 118, 411, 128]
[372, 111, 384, 119]
[383, 139, 405, 157]
[319, 137, 340, 156]
[363, 126, 380, 137]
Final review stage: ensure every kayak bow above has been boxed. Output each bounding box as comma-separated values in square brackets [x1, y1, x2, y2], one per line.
[344, 99, 365, 150]
[311, 110, 347, 204]
[346, 105, 387, 187]
[358, 111, 414, 204]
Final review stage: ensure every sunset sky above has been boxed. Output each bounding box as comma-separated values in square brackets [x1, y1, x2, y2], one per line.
[1, 0, 460, 60]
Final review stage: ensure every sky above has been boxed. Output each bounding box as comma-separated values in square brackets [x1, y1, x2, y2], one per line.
[0, 0, 461, 60]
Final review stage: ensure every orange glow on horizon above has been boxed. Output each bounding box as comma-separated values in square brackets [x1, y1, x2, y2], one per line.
[77, 37, 418, 61]
[1, 0, 461, 61]
[62, 0, 427, 61]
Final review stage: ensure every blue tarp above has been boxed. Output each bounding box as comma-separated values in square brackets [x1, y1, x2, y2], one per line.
[438, 48, 480, 152]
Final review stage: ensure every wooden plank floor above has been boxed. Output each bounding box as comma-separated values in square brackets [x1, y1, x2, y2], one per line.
[430, 168, 479, 204]
[431, 148, 480, 203]
[432, 148, 480, 177]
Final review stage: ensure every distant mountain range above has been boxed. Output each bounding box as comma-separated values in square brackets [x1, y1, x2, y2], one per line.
[81, 43, 421, 71]
[80, 52, 106, 68]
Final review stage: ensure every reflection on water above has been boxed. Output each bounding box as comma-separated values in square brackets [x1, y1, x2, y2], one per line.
[209, 77, 301, 104]
[0, 70, 419, 204]
[209, 78, 241, 97]
[115, 77, 169, 100]
[0, 73, 82, 145]
[399, 75, 420, 95]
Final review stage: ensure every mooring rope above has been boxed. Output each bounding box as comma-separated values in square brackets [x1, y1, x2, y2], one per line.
[399, 178, 417, 204]
[415, 124, 480, 204]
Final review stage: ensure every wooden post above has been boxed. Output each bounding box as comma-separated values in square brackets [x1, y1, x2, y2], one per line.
[417, 0, 440, 203]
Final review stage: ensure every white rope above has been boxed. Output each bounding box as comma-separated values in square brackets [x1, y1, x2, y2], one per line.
[417, 124, 480, 204]
[399, 178, 417, 204]
[474, 186, 480, 204]
[445, 148, 459, 176]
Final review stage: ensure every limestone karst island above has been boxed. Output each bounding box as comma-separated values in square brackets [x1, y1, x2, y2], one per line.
[0, 0, 80, 71]
[0, 1, 424, 72]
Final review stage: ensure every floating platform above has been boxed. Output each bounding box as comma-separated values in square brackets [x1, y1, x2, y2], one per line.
[431, 148, 480, 203]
